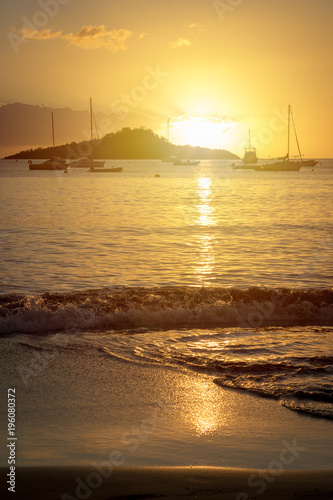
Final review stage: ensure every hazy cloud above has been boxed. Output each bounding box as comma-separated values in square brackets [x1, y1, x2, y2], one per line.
[189, 23, 204, 31]
[21, 28, 62, 40]
[169, 23, 203, 49]
[138, 32, 148, 39]
[170, 37, 191, 49]
[17, 25, 132, 51]
[63, 25, 133, 51]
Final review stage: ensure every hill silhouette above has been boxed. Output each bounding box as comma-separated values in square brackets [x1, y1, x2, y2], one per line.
[0, 102, 115, 158]
[5, 127, 239, 160]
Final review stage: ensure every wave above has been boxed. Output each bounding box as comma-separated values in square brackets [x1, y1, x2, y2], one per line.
[1, 286, 333, 334]
[5, 312, 333, 420]
[280, 399, 333, 420]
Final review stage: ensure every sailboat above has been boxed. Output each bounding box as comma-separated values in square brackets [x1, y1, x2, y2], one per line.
[232, 130, 258, 169]
[28, 112, 68, 170]
[254, 105, 302, 171]
[69, 99, 105, 168]
[243, 130, 258, 164]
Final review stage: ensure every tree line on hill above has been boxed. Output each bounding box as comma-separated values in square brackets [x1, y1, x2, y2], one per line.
[5, 127, 239, 160]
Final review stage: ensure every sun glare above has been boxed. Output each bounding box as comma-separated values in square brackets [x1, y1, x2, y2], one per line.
[170, 115, 238, 150]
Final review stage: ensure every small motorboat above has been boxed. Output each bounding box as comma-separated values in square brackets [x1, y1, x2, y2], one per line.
[69, 156, 105, 168]
[301, 159, 318, 167]
[89, 167, 123, 173]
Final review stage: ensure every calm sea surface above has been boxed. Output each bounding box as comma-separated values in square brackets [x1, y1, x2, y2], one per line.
[1, 159, 333, 439]
[1, 159, 332, 292]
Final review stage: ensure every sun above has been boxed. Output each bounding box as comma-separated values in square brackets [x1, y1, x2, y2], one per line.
[168, 115, 238, 151]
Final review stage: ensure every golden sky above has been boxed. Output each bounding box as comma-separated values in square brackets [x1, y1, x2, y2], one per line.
[1, 0, 333, 157]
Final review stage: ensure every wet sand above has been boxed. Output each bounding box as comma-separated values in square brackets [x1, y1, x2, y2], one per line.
[2, 466, 333, 499]
[1, 339, 333, 470]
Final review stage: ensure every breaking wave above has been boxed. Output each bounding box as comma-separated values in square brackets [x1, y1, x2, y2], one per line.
[0, 286, 332, 335]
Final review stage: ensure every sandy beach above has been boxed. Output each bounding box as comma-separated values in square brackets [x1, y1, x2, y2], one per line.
[1, 335, 333, 469]
[1, 466, 332, 499]
[2, 335, 333, 500]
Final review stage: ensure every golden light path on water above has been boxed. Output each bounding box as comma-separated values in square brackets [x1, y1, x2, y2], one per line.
[194, 177, 217, 285]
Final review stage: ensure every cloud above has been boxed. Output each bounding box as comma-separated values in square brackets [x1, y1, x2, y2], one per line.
[168, 23, 203, 49]
[17, 25, 132, 52]
[21, 28, 62, 40]
[138, 32, 148, 39]
[189, 23, 204, 31]
[170, 37, 191, 49]
[63, 25, 132, 51]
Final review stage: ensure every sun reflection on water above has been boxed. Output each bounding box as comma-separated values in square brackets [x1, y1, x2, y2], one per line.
[194, 234, 216, 282]
[194, 177, 217, 283]
[181, 377, 227, 436]
[196, 177, 216, 227]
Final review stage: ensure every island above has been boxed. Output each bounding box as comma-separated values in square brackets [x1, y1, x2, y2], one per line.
[5, 127, 239, 161]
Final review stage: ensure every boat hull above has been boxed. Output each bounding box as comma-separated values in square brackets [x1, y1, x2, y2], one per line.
[69, 160, 105, 168]
[29, 165, 67, 170]
[89, 167, 123, 173]
[28, 159, 67, 170]
[301, 160, 318, 167]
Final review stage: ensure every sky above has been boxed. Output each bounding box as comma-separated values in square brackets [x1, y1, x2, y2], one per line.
[1, 0, 333, 157]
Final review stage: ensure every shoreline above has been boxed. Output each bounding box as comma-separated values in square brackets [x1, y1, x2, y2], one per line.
[1, 341, 333, 470]
[2, 466, 333, 499]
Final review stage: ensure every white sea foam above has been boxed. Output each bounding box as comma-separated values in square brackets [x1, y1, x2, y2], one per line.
[1, 287, 332, 334]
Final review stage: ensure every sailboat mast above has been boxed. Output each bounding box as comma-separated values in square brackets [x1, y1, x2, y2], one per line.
[51, 111, 55, 147]
[287, 104, 290, 160]
[90, 98, 93, 142]
[290, 107, 303, 159]
[166, 118, 170, 142]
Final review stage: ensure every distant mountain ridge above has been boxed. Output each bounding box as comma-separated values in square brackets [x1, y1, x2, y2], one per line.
[0, 102, 116, 158]
[5, 126, 239, 160]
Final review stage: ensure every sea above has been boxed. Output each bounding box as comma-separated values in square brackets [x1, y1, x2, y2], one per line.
[1, 158, 333, 465]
